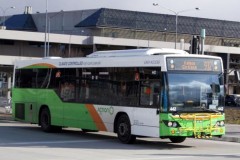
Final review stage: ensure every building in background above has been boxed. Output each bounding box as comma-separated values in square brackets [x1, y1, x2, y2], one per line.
[1, 7, 240, 100]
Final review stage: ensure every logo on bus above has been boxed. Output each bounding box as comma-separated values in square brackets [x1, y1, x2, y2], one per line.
[97, 106, 114, 115]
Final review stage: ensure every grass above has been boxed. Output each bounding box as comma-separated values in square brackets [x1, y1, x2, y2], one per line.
[225, 107, 240, 124]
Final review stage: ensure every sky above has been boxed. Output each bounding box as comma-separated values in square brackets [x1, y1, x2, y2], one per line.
[1, 0, 240, 22]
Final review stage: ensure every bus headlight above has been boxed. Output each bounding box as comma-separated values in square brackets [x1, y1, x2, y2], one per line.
[168, 121, 173, 127]
[220, 121, 225, 126]
[163, 121, 181, 128]
[172, 122, 178, 128]
[215, 121, 225, 127]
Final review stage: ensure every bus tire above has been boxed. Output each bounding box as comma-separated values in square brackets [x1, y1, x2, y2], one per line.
[169, 137, 186, 143]
[116, 114, 136, 144]
[40, 107, 53, 132]
[40, 107, 62, 132]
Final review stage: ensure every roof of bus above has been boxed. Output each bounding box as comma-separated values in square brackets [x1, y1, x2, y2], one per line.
[87, 48, 189, 57]
[14, 48, 222, 71]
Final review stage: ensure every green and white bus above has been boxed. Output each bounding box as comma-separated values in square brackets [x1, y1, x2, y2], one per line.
[12, 48, 225, 144]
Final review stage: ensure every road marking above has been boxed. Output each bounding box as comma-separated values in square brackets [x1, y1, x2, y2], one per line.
[0, 139, 105, 146]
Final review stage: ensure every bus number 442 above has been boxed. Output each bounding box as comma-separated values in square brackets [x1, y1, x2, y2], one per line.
[169, 107, 177, 111]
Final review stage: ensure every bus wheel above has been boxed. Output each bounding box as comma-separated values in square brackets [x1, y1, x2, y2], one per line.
[169, 137, 186, 143]
[40, 108, 52, 132]
[117, 114, 136, 144]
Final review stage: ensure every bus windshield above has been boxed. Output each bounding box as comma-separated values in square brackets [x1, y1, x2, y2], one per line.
[168, 73, 224, 113]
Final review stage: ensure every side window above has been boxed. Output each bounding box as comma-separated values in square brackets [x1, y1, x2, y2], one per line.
[35, 69, 52, 88]
[77, 67, 141, 106]
[14, 69, 21, 88]
[78, 68, 112, 105]
[58, 68, 76, 101]
[79, 68, 93, 103]
[14, 69, 36, 88]
[97, 68, 112, 104]
[17, 68, 61, 89]
[140, 68, 161, 107]
[111, 68, 140, 106]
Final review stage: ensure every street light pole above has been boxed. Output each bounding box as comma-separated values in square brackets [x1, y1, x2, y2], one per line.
[44, 0, 48, 57]
[175, 13, 178, 49]
[47, 18, 50, 57]
[153, 3, 199, 49]
[0, 6, 15, 28]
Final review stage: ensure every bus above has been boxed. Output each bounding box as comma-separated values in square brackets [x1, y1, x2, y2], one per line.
[12, 48, 225, 144]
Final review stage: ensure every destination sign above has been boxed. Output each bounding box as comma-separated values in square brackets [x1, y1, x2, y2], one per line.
[167, 58, 221, 72]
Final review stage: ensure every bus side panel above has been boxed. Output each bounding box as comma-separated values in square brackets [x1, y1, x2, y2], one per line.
[25, 102, 37, 123]
[12, 88, 39, 123]
[89, 105, 159, 137]
[89, 105, 134, 132]
[63, 103, 98, 130]
[132, 108, 159, 137]
[64, 104, 139, 133]
[12, 89, 64, 126]
[60, 102, 159, 134]
[40, 90, 64, 126]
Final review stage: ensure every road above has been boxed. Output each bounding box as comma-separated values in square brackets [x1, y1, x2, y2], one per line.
[0, 119, 240, 160]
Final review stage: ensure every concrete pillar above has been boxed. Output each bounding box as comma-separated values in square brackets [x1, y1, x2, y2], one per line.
[180, 39, 184, 50]
[7, 75, 11, 101]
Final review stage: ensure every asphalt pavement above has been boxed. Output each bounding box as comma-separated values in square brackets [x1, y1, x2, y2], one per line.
[0, 106, 239, 143]
[212, 124, 240, 143]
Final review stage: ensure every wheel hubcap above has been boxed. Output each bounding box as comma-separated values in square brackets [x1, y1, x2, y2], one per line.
[119, 123, 128, 136]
